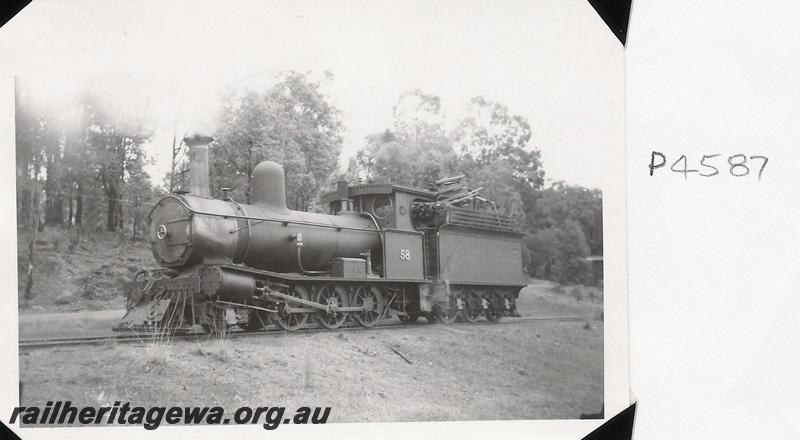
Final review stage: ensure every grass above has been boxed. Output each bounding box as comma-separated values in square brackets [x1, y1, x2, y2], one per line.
[188, 339, 234, 363]
[18, 310, 122, 339]
[19, 317, 603, 422]
[518, 280, 603, 319]
[142, 343, 173, 371]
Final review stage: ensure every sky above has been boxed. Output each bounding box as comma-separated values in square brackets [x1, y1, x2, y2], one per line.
[2, 0, 623, 190]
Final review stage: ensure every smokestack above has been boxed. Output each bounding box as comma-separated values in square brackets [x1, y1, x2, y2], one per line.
[183, 133, 213, 198]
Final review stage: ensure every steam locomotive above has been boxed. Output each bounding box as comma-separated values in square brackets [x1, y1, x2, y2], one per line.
[114, 134, 526, 334]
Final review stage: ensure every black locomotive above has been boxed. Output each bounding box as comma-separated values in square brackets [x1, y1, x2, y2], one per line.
[115, 134, 526, 334]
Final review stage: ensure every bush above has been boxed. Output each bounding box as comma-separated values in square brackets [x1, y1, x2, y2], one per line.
[524, 229, 559, 279]
[525, 220, 591, 285]
[54, 290, 74, 305]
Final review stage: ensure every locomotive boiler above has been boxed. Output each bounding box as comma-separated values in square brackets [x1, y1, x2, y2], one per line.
[115, 134, 526, 334]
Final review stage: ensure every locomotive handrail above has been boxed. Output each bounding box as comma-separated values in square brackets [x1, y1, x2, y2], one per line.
[360, 211, 385, 278]
[153, 195, 380, 234]
[437, 222, 525, 236]
[227, 199, 253, 264]
[229, 219, 265, 233]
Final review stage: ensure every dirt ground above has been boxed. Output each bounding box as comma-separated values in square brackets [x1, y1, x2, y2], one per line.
[18, 282, 604, 423]
[17, 227, 155, 313]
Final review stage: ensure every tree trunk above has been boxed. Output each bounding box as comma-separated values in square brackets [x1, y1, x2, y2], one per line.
[27, 168, 35, 223]
[24, 186, 40, 302]
[132, 200, 139, 240]
[44, 153, 62, 226]
[67, 189, 73, 226]
[170, 131, 178, 192]
[55, 192, 64, 224]
[106, 186, 118, 231]
[75, 183, 83, 225]
[117, 201, 124, 231]
[17, 185, 29, 224]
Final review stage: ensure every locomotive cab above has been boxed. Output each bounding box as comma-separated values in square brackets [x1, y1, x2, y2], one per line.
[324, 182, 436, 231]
[322, 183, 436, 281]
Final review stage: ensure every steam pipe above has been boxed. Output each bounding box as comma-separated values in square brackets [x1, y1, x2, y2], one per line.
[291, 233, 329, 275]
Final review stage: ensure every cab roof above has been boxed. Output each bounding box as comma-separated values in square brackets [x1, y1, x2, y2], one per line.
[320, 182, 435, 205]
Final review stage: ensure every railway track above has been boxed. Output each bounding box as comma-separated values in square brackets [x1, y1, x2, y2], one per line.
[18, 315, 595, 350]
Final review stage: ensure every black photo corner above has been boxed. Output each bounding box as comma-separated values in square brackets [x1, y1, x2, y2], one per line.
[583, 403, 636, 440]
[588, 0, 632, 45]
[0, 0, 30, 29]
[0, 419, 22, 440]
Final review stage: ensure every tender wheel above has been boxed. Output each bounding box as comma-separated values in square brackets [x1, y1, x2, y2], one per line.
[315, 283, 349, 330]
[485, 308, 502, 322]
[436, 303, 458, 324]
[352, 284, 384, 328]
[460, 291, 482, 323]
[485, 300, 503, 322]
[503, 292, 519, 317]
[484, 292, 501, 322]
[274, 285, 310, 331]
[485, 290, 503, 322]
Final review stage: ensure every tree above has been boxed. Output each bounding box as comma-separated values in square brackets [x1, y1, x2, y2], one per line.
[452, 96, 530, 160]
[125, 163, 158, 240]
[16, 79, 155, 232]
[355, 129, 456, 187]
[211, 72, 344, 211]
[85, 89, 152, 231]
[451, 96, 544, 186]
[524, 228, 560, 278]
[61, 87, 105, 226]
[462, 158, 526, 225]
[451, 96, 545, 221]
[353, 90, 457, 187]
[15, 82, 46, 226]
[555, 219, 592, 284]
[525, 220, 591, 284]
[392, 89, 447, 145]
[210, 89, 272, 202]
[42, 119, 64, 226]
[530, 182, 603, 255]
[15, 81, 66, 227]
[15, 81, 44, 301]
